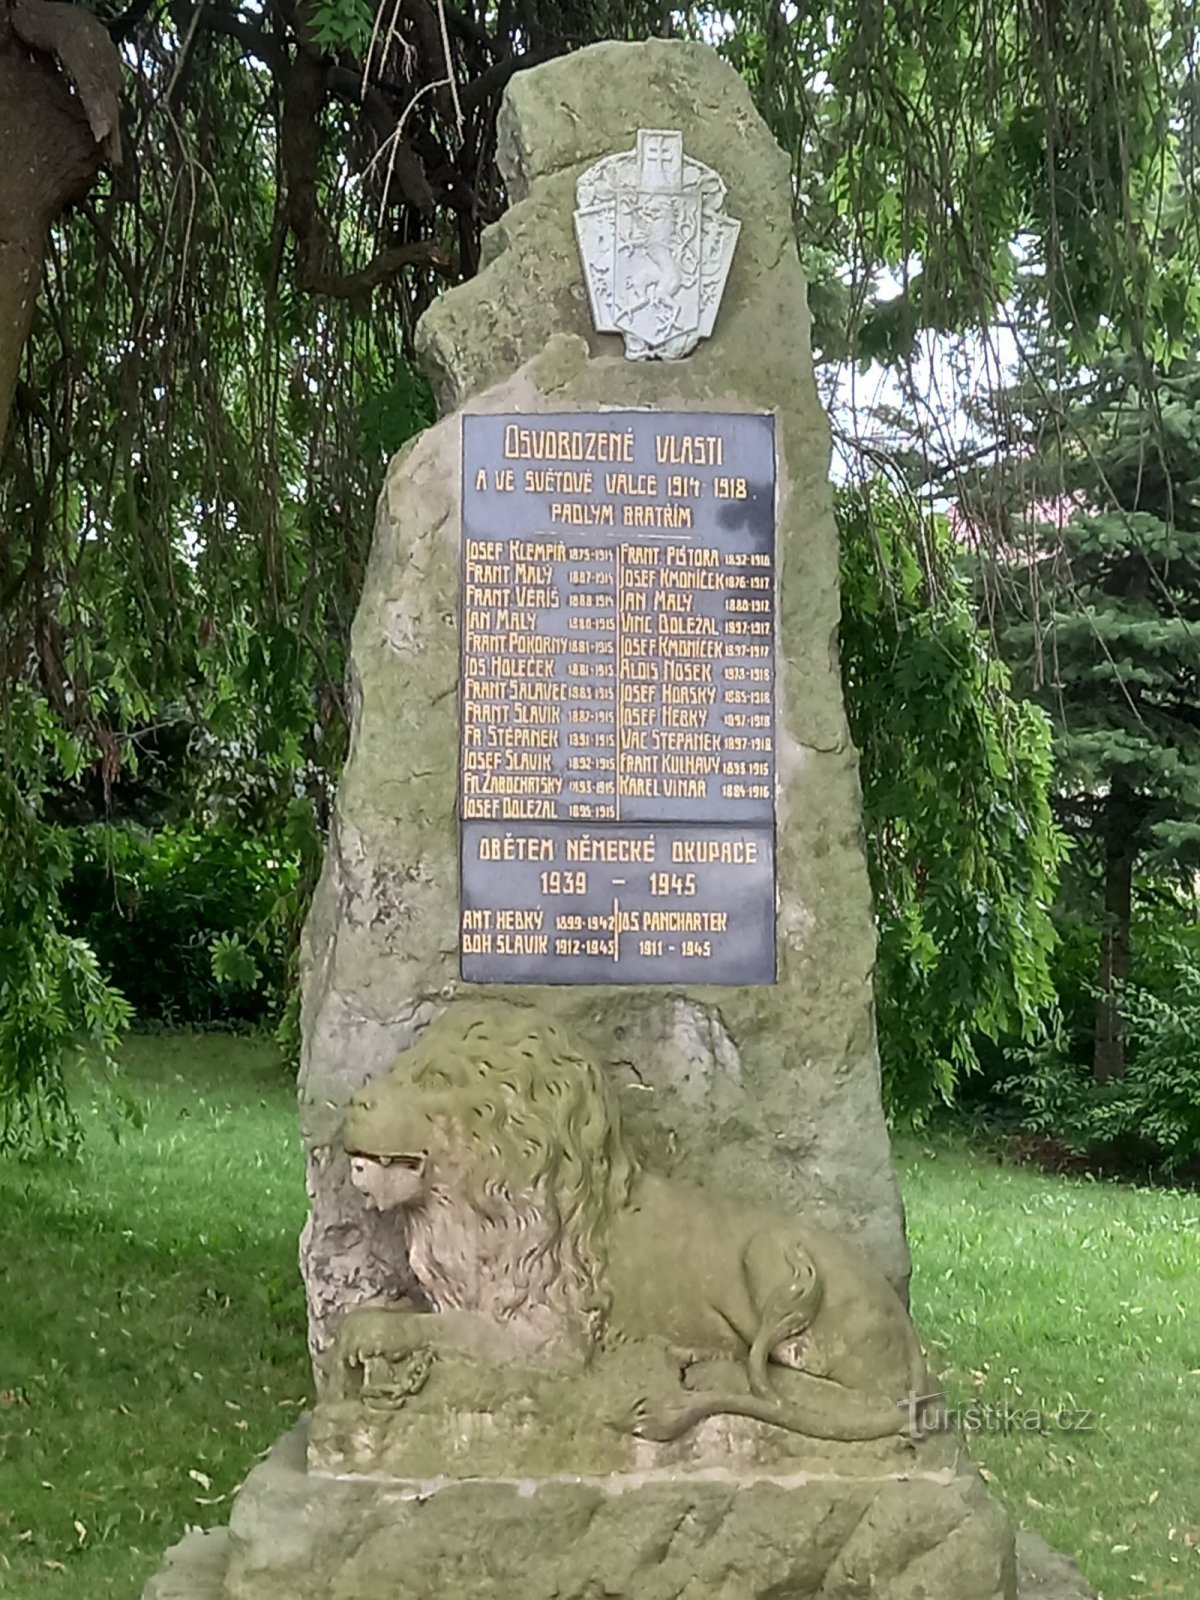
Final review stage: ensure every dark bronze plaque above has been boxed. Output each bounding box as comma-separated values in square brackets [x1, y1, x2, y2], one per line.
[459, 410, 776, 985]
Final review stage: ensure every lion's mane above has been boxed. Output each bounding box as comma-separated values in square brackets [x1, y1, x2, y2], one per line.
[374, 1004, 639, 1351]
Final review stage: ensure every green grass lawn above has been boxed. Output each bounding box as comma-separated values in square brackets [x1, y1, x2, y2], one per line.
[0, 1037, 311, 1596]
[2, 1040, 1199, 1597]
[898, 1130, 1200, 1599]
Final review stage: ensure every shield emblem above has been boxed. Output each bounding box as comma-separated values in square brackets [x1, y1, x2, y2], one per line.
[612, 191, 702, 358]
[574, 130, 740, 362]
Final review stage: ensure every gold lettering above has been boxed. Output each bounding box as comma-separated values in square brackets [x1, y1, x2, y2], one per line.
[605, 473, 657, 496]
[641, 910, 729, 932]
[503, 425, 634, 462]
[670, 839, 759, 865]
[653, 434, 725, 466]
[564, 836, 657, 863]
[622, 504, 693, 528]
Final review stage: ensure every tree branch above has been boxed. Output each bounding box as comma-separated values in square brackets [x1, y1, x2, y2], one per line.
[172, 1, 284, 72]
[11, 0, 123, 160]
[325, 67, 436, 214]
[108, 0, 163, 44]
[300, 238, 454, 297]
[459, 47, 550, 113]
[277, 28, 454, 298]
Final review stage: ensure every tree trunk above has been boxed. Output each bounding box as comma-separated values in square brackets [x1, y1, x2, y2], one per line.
[0, 228, 43, 459]
[0, 0, 121, 452]
[1093, 783, 1136, 1083]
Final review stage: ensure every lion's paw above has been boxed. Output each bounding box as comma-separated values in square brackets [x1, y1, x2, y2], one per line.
[608, 1394, 647, 1436]
[611, 1395, 686, 1443]
[361, 1347, 435, 1409]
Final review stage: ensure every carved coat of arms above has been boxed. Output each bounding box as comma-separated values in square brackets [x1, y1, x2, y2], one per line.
[574, 130, 740, 361]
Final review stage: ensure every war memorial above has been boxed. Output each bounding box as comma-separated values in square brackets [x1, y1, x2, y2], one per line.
[143, 37, 1094, 1600]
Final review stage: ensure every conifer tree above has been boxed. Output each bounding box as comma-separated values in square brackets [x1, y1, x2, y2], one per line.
[988, 360, 1200, 1081]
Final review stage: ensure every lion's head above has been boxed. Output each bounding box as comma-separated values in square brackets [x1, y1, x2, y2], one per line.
[342, 1002, 638, 1355]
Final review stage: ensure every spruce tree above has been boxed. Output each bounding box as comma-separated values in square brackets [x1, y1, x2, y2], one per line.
[988, 359, 1200, 1081]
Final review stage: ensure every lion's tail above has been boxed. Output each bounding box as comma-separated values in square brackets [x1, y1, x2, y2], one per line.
[625, 1351, 939, 1446]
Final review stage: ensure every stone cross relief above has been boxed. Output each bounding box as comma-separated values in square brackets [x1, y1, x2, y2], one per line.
[574, 129, 741, 361]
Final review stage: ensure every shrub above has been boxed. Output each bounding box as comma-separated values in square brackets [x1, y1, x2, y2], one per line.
[61, 818, 307, 1029]
[1003, 926, 1200, 1174]
[0, 697, 133, 1153]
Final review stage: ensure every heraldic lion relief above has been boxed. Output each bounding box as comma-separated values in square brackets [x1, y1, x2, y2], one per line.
[329, 1001, 932, 1446]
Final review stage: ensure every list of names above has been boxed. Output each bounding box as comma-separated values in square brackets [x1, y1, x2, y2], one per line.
[459, 410, 776, 985]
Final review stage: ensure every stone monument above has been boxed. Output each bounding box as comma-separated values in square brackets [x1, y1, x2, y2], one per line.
[143, 37, 1095, 1600]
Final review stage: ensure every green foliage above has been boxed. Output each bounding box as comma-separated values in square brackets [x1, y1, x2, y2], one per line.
[838, 484, 1066, 1116]
[0, 692, 132, 1154]
[991, 360, 1200, 873]
[61, 809, 320, 1034]
[1121, 960, 1200, 1165]
[982, 356, 1200, 1078]
[717, 0, 1200, 366]
[1001, 897, 1200, 1171]
[308, 0, 374, 54]
[0, 29, 431, 1133]
[211, 930, 264, 993]
[360, 372, 436, 463]
[1005, 1020, 1200, 1176]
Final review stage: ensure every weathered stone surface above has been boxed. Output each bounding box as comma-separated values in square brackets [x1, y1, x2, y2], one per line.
[136, 1488, 1098, 1600]
[308, 1383, 951, 1481]
[1015, 1532, 1098, 1599]
[298, 35, 909, 1372]
[137, 1491, 1098, 1600]
[142, 1528, 229, 1600]
[214, 1422, 1017, 1600]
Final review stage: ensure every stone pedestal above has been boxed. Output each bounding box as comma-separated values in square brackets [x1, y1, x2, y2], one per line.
[298, 35, 909, 1379]
[142, 37, 1096, 1600]
[144, 1422, 1096, 1600]
[158, 1423, 1023, 1600]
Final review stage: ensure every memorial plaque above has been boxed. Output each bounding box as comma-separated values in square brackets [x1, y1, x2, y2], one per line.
[459, 410, 776, 984]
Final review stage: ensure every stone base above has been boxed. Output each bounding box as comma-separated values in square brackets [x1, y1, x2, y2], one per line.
[144, 1534, 1101, 1600]
[142, 1527, 229, 1600]
[1015, 1532, 1098, 1600]
[141, 1424, 1101, 1600]
[140, 1420, 1038, 1600]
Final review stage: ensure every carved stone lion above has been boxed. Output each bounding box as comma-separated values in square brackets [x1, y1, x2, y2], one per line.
[332, 1002, 930, 1443]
